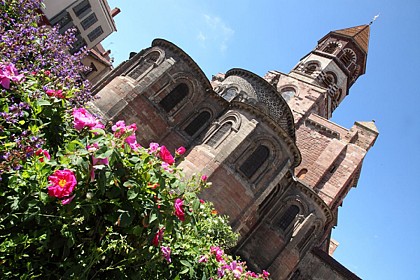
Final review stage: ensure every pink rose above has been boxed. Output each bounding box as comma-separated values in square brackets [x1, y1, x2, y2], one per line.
[149, 142, 159, 154]
[61, 194, 75, 205]
[35, 149, 50, 162]
[159, 145, 174, 165]
[262, 270, 270, 277]
[161, 246, 171, 263]
[174, 198, 185, 221]
[201, 175, 208, 181]
[161, 162, 173, 173]
[229, 261, 243, 278]
[152, 227, 165, 247]
[47, 169, 77, 199]
[198, 255, 208, 263]
[112, 120, 126, 137]
[0, 63, 24, 89]
[199, 199, 205, 204]
[175, 146, 186, 155]
[210, 246, 224, 262]
[73, 108, 104, 131]
[125, 134, 141, 150]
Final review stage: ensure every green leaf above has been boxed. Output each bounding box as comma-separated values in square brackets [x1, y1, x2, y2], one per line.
[180, 260, 192, 267]
[37, 99, 51, 106]
[90, 128, 105, 135]
[39, 192, 48, 203]
[179, 268, 189, 274]
[149, 212, 158, 224]
[96, 149, 113, 159]
[127, 188, 138, 200]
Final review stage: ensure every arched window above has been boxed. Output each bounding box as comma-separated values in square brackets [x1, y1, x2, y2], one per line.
[278, 205, 299, 231]
[304, 63, 318, 75]
[184, 111, 211, 136]
[207, 122, 232, 147]
[128, 51, 160, 80]
[159, 83, 188, 112]
[324, 42, 339, 54]
[324, 72, 337, 87]
[239, 145, 270, 178]
[341, 49, 356, 67]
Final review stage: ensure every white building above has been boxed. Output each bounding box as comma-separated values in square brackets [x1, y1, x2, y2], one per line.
[42, 0, 118, 52]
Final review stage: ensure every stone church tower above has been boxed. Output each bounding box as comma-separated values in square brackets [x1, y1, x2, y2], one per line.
[91, 24, 378, 279]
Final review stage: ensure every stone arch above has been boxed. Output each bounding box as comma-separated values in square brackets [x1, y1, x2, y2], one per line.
[181, 107, 214, 139]
[204, 111, 242, 148]
[324, 71, 337, 87]
[154, 78, 194, 115]
[341, 48, 357, 67]
[303, 61, 320, 75]
[235, 135, 285, 184]
[126, 48, 165, 80]
[270, 196, 309, 235]
[323, 41, 340, 54]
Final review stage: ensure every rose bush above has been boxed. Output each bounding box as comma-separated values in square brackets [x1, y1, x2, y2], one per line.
[0, 0, 271, 279]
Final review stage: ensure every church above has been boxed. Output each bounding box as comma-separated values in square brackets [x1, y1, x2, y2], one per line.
[90, 24, 378, 279]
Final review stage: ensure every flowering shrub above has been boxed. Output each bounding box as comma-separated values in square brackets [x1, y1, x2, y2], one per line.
[0, 0, 271, 279]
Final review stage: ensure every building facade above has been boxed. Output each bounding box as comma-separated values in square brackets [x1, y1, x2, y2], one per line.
[41, 0, 119, 85]
[42, 0, 117, 51]
[90, 24, 378, 279]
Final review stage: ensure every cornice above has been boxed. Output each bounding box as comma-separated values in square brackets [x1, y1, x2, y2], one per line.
[152, 39, 213, 92]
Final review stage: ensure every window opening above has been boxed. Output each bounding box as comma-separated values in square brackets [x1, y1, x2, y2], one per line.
[184, 111, 211, 136]
[159, 83, 188, 112]
[278, 205, 299, 231]
[297, 168, 308, 179]
[87, 26, 104, 42]
[81, 13, 97, 30]
[207, 122, 232, 147]
[304, 63, 317, 75]
[280, 87, 295, 102]
[239, 145, 270, 178]
[73, 0, 91, 19]
[324, 42, 339, 54]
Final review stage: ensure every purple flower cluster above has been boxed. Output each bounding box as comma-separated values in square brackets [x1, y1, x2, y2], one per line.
[0, 0, 95, 178]
[0, 0, 92, 105]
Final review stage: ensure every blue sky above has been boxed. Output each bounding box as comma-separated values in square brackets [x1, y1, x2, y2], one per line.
[103, 1, 420, 279]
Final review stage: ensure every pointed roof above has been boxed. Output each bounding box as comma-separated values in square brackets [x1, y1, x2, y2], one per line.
[332, 25, 370, 54]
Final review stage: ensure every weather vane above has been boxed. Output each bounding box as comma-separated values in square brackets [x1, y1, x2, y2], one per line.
[369, 14, 380, 25]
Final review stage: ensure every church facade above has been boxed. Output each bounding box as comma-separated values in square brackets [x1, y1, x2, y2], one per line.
[91, 24, 378, 279]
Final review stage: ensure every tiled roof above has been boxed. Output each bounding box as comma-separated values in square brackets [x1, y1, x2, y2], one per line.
[333, 25, 370, 54]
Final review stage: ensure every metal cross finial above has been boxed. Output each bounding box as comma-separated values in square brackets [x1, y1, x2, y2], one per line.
[369, 14, 380, 25]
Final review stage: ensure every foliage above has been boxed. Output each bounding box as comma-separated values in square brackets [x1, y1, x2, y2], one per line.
[0, 0, 271, 279]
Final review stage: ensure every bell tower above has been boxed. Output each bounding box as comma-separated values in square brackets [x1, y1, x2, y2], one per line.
[265, 25, 370, 123]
